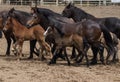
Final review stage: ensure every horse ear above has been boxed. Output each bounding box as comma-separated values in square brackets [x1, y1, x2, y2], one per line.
[9, 7, 15, 13]
[8, 7, 15, 17]
[66, 2, 73, 8]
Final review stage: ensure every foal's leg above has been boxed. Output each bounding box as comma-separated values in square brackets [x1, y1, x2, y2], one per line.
[70, 46, 77, 59]
[17, 42, 23, 61]
[106, 44, 115, 64]
[63, 47, 71, 66]
[112, 46, 119, 63]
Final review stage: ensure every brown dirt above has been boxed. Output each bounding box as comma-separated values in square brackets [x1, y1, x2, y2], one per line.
[0, 5, 120, 82]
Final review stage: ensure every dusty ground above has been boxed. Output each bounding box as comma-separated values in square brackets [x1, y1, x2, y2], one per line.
[0, 5, 120, 82]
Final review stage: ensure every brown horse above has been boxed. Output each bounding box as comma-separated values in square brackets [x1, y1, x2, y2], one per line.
[3, 16, 52, 61]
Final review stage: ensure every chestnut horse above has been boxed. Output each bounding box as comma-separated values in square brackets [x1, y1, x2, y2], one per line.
[3, 16, 52, 61]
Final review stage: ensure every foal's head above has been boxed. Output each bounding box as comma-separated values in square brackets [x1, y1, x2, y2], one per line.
[3, 16, 12, 32]
[27, 7, 41, 27]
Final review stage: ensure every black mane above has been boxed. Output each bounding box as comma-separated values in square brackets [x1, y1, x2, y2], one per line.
[8, 8, 32, 26]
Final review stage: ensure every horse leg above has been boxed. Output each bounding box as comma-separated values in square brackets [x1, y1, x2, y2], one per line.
[106, 45, 115, 64]
[112, 46, 119, 63]
[39, 46, 45, 61]
[11, 34, 17, 56]
[52, 44, 65, 60]
[76, 45, 89, 67]
[63, 47, 70, 66]
[70, 46, 77, 59]
[28, 40, 38, 59]
[98, 45, 105, 65]
[90, 46, 99, 65]
[18, 42, 23, 61]
[4, 33, 11, 56]
[48, 46, 60, 65]
[51, 44, 56, 53]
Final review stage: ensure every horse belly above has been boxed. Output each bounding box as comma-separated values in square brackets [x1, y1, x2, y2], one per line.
[24, 32, 35, 40]
[55, 36, 73, 47]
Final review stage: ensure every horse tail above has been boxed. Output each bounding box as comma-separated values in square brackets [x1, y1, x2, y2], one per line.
[100, 24, 115, 57]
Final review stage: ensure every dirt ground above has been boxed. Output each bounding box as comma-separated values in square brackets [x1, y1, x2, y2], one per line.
[0, 5, 120, 82]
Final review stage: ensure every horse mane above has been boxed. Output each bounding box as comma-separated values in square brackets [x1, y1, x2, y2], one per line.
[48, 16, 65, 37]
[74, 6, 95, 18]
[8, 8, 32, 26]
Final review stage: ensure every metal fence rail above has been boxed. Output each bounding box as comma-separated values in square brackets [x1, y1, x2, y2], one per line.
[0, 0, 119, 6]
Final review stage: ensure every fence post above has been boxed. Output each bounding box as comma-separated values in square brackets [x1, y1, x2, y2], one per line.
[103, 0, 106, 6]
[80, 0, 82, 6]
[99, 0, 101, 6]
[21, 0, 23, 5]
[56, 0, 59, 6]
[41, 0, 43, 5]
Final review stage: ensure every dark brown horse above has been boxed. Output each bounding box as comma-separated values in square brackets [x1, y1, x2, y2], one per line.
[62, 3, 118, 64]
[3, 15, 52, 61]
[44, 17, 112, 66]
[44, 26, 86, 66]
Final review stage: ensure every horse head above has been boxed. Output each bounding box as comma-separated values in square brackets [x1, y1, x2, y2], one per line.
[27, 8, 42, 27]
[3, 15, 13, 32]
[62, 2, 74, 18]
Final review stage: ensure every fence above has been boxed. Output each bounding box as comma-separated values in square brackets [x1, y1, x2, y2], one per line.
[0, 0, 119, 6]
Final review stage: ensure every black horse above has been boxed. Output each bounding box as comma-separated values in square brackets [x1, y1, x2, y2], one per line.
[0, 8, 39, 58]
[62, 3, 119, 64]
[0, 10, 16, 56]
[27, 7, 76, 60]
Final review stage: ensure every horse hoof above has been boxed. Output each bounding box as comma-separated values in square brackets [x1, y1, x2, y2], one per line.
[70, 55, 76, 59]
[67, 62, 71, 66]
[27, 57, 33, 60]
[106, 61, 111, 65]
[5, 54, 10, 56]
[90, 60, 97, 65]
[40, 57, 47, 61]
[22, 54, 24, 57]
[48, 60, 56, 65]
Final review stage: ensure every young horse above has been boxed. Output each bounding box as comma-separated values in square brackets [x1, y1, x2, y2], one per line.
[62, 3, 118, 64]
[44, 26, 86, 66]
[6, 8, 41, 59]
[3, 16, 52, 61]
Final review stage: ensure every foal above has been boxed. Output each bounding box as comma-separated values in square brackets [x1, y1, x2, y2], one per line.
[44, 26, 86, 66]
[3, 16, 52, 61]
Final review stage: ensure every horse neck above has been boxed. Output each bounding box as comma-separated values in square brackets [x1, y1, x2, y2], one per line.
[72, 9, 96, 22]
[11, 18, 27, 32]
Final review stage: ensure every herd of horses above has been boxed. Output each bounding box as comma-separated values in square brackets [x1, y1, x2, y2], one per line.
[0, 3, 120, 67]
